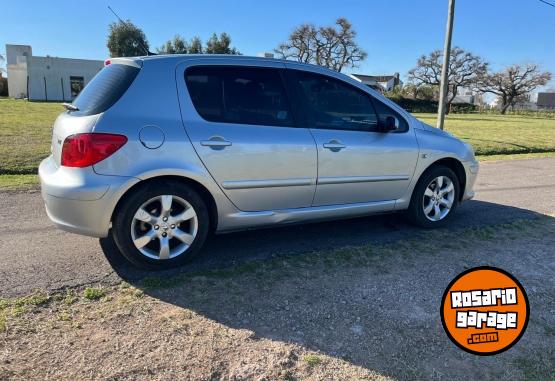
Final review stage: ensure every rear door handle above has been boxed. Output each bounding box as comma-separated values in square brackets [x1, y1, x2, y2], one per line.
[323, 140, 346, 152]
[200, 136, 232, 149]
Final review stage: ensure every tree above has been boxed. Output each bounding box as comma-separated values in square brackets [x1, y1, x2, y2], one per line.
[107, 21, 149, 57]
[158, 33, 239, 55]
[188, 37, 203, 54]
[401, 83, 438, 101]
[475, 64, 551, 114]
[157, 35, 204, 54]
[204, 33, 240, 54]
[0, 54, 5, 77]
[274, 18, 367, 72]
[157, 35, 190, 54]
[407, 47, 487, 112]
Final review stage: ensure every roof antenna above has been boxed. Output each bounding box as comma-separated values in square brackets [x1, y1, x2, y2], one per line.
[108, 6, 156, 56]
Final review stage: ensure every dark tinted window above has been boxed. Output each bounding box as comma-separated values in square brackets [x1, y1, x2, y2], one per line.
[371, 97, 409, 132]
[72, 64, 140, 116]
[185, 66, 294, 127]
[69, 76, 84, 98]
[294, 71, 378, 131]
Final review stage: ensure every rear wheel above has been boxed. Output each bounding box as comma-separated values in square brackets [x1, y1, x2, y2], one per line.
[406, 166, 460, 228]
[111, 181, 209, 269]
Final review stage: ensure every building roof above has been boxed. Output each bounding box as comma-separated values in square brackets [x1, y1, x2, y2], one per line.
[537, 92, 555, 107]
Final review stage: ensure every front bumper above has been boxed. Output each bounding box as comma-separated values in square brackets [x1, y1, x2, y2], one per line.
[39, 156, 139, 237]
[462, 159, 479, 201]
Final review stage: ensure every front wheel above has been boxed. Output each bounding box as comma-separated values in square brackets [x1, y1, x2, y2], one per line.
[111, 181, 210, 269]
[406, 166, 460, 228]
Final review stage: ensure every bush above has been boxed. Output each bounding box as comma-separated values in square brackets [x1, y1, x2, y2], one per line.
[386, 96, 438, 113]
[83, 287, 106, 300]
[386, 96, 479, 114]
[450, 103, 478, 113]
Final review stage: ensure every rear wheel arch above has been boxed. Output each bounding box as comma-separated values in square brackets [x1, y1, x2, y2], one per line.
[112, 175, 218, 231]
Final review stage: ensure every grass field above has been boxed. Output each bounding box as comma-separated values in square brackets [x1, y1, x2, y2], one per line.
[0, 98, 61, 175]
[414, 113, 555, 156]
[0, 98, 554, 182]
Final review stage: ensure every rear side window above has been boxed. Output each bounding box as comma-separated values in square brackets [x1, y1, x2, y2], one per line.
[293, 70, 378, 132]
[185, 66, 295, 127]
[71, 64, 140, 116]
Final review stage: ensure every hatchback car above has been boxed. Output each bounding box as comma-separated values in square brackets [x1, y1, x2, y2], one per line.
[39, 55, 478, 269]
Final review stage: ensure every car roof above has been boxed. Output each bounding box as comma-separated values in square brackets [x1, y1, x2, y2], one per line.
[126, 54, 335, 73]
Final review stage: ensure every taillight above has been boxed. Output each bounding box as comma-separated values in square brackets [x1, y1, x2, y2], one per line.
[61, 133, 127, 167]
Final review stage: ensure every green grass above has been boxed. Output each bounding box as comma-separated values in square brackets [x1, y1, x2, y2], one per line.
[414, 113, 555, 156]
[0, 99, 553, 179]
[0, 98, 62, 175]
[0, 174, 39, 191]
[83, 287, 106, 301]
[303, 354, 322, 367]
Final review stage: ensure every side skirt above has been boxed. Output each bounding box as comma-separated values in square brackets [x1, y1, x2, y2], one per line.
[216, 199, 400, 233]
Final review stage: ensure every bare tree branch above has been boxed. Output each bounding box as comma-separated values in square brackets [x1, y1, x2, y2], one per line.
[274, 18, 366, 72]
[407, 47, 487, 113]
[475, 64, 551, 113]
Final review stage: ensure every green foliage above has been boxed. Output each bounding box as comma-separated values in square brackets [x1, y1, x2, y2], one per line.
[386, 95, 438, 113]
[303, 354, 322, 367]
[449, 103, 478, 113]
[157, 33, 239, 55]
[157, 35, 204, 54]
[188, 36, 203, 54]
[157, 35, 190, 54]
[107, 20, 150, 58]
[83, 287, 106, 301]
[386, 95, 477, 114]
[204, 33, 240, 54]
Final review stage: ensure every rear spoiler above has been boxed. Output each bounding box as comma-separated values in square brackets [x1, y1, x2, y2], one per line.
[104, 57, 143, 68]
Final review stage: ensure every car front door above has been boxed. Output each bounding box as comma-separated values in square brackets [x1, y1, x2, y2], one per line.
[286, 66, 419, 206]
[176, 60, 317, 212]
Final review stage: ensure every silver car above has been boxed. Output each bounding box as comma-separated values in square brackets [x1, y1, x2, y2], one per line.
[39, 55, 478, 269]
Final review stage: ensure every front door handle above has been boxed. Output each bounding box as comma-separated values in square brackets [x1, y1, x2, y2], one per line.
[200, 136, 232, 150]
[323, 140, 346, 152]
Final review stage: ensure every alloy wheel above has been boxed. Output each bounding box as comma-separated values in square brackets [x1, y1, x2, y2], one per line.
[130, 195, 198, 260]
[422, 176, 455, 222]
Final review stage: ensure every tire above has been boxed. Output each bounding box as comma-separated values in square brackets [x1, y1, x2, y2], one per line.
[111, 180, 210, 269]
[406, 165, 460, 228]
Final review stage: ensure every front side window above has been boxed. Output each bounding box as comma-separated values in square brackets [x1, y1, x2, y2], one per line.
[293, 71, 378, 131]
[185, 66, 294, 127]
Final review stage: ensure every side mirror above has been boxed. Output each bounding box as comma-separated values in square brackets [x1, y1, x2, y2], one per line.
[380, 116, 399, 132]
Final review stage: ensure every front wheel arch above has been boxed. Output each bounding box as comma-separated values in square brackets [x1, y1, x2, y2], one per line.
[420, 157, 466, 201]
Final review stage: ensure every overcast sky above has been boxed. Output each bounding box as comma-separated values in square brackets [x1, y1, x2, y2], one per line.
[2, 0, 554, 90]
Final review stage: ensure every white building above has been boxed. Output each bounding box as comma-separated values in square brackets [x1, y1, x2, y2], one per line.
[6, 44, 103, 101]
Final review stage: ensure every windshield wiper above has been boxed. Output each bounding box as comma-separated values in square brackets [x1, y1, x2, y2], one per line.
[62, 103, 79, 111]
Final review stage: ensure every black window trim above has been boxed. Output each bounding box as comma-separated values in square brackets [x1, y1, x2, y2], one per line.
[184, 65, 301, 129]
[286, 68, 409, 134]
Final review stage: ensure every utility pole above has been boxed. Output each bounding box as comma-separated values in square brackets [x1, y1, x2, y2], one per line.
[437, 0, 456, 130]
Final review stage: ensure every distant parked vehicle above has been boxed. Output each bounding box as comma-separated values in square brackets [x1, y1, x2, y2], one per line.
[39, 55, 479, 269]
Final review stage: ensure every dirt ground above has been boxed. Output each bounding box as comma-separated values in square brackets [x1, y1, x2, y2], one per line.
[1, 215, 554, 381]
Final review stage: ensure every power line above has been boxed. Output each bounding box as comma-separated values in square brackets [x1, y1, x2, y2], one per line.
[538, 0, 555, 8]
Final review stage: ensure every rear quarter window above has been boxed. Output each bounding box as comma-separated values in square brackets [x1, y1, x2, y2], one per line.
[71, 64, 140, 116]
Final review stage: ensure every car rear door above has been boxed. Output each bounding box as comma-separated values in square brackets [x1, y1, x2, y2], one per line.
[285, 65, 418, 206]
[176, 59, 317, 212]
